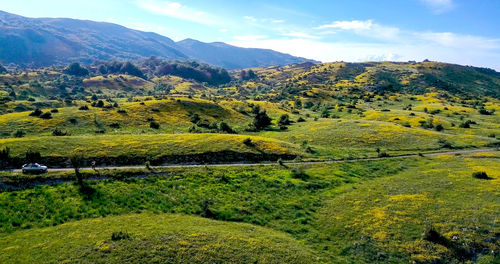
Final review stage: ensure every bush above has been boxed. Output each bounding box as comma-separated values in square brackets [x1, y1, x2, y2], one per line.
[52, 128, 68, 136]
[297, 117, 306, 122]
[79, 105, 89, 111]
[472, 171, 490, 180]
[117, 109, 127, 114]
[63, 63, 89, 76]
[109, 122, 120, 128]
[243, 138, 254, 146]
[68, 118, 78, 124]
[459, 120, 476, 128]
[434, 124, 444, 131]
[253, 110, 272, 130]
[190, 113, 200, 124]
[219, 122, 234, 133]
[13, 129, 25, 138]
[438, 139, 454, 149]
[150, 121, 160, 129]
[50, 109, 59, 113]
[29, 109, 42, 117]
[478, 108, 493, 115]
[278, 114, 291, 126]
[39, 112, 52, 119]
[291, 168, 309, 180]
[25, 150, 41, 163]
[111, 231, 131, 241]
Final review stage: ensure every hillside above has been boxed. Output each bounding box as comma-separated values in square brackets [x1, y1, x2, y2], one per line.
[0, 11, 314, 69]
[0, 58, 499, 263]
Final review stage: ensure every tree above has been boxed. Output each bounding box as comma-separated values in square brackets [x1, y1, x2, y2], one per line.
[219, 121, 234, 133]
[25, 150, 41, 163]
[278, 114, 291, 130]
[294, 98, 302, 109]
[120, 62, 144, 78]
[253, 110, 272, 130]
[64, 63, 89, 76]
[70, 151, 84, 187]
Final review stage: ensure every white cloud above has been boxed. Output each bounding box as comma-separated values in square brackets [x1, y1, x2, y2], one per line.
[282, 32, 319, 39]
[271, 19, 285, 23]
[420, 0, 455, 14]
[220, 28, 228, 33]
[317, 20, 400, 41]
[243, 16, 257, 22]
[137, 0, 220, 25]
[318, 20, 374, 30]
[229, 29, 500, 70]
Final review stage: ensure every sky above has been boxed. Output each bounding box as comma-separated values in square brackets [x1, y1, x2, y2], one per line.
[2, 0, 500, 70]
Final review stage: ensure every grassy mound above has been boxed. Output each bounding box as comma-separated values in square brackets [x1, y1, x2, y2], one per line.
[0, 134, 301, 165]
[0, 213, 316, 264]
[0, 97, 248, 136]
[316, 152, 500, 263]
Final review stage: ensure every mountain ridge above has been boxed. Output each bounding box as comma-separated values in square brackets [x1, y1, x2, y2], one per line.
[0, 10, 316, 69]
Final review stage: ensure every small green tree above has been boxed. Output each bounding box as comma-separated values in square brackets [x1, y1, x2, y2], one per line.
[64, 63, 89, 76]
[70, 151, 84, 187]
[253, 110, 272, 130]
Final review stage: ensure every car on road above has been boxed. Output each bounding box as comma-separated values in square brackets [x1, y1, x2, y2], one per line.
[22, 163, 48, 174]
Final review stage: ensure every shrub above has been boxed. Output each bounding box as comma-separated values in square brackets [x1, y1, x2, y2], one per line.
[111, 231, 131, 241]
[39, 112, 52, 119]
[459, 120, 475, 128]
[278, 114, 291, 126]
[378, 151, 389, 158]
[243, 138, 254, 146]
[434, 124, 444, 131]
[219, 122, 234, 133]
[13, 129, 25, 138]
[320, 107, 330, 118]
[297, 117, 306, 122]
[52, 128, 68, 136]
[117, 109, 127, 114]
[25, 150, 41, 163]
[150, 121, 160, 129]
[253, 110, 272, 130]
[151, 108, 160, 112]
[109, 122, 120, 128]
[472, 171, 490, 180]
[478, 108, 493, 115]
[438, 139, 454, 149]
[291, 168, 309, 180]
[190, 113, 200, 124]
[29, 109, 42, 117]
[63, 62, 89, 76]
[50, 109, 59, 113]
[68, 118, 78, 124]
[79, 105, 89, 111]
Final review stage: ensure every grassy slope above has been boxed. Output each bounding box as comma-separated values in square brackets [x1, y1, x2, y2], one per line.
[0, 97, 250, 136]
[0, 213, 315, 264]
[1, 153, 498, 263]
[317, 152, 500, 263]
[0, 134, 300, 159]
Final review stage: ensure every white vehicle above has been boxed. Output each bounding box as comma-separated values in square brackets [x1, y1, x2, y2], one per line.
[21, 163, 48, 174]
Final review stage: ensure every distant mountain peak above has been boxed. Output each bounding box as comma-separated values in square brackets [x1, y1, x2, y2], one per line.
[0, 10, 316, 69]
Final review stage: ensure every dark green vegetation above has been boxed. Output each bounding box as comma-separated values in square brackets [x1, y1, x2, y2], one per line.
[1, 153, 499, 263]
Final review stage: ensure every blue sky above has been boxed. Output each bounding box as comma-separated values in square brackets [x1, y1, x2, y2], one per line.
[2, 0, 500, 69]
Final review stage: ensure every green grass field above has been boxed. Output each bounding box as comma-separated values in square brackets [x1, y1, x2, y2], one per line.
[1, 152, 498, 263]
[1, 61, 500, 263]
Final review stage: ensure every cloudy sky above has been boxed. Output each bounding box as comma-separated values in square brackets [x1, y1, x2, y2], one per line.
[2, 0, 500, 69]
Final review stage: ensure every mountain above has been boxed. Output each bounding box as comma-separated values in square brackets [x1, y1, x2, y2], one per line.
[0, 11, 315, 69]
[176, 39, 310, 69]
